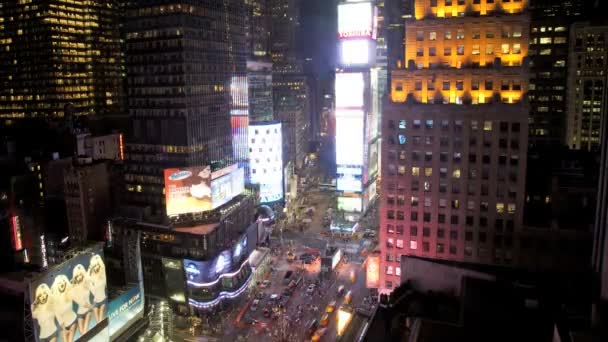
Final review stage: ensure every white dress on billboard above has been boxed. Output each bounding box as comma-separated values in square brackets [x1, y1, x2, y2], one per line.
[52, 275, 77, 328]
[71, 265, 93, 314]
[32, 284, 57, 339]
[89, 255, 107, 304]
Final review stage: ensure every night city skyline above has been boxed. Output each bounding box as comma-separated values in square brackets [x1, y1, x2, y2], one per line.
[0, 1, 608, 342]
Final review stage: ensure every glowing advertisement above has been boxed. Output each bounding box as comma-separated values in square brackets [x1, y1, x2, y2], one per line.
[337, 172, 363, 192]
[164, 166, 212, 216]
[338, 197, 362, 212]
[336, 115, 364, 166]
[248, 122, 284, 203]
[231, 116, 250, 163]
[341, 39, 371, 65]
[338, 2, 373, 39]
[230, 76, 249, 116]
[11, 215, 23, 251]
[211, 166, 245, 209]
[29, 247, 107, 342]
[108, 285, 144, 339]
[331, 249, 343, 270]
[184, 250, 234, 285]
[366, 255, 379, 288]
[335, 73, 365, 108]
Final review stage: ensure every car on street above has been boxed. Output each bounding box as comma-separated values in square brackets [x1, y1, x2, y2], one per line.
[287, 251, 295, 262]
[283, 270, 294, 285]
[269, 293, 280, 303]
[307, 284, 316, 295]
[306, 319, 319, 337]
[344, 290, 353, 304]
[326, 300, 337, 313]
[337, 285, 345, 296]
[311, 328, 327, 342]
[261, 280, 271, 288]
[319, 313, 330, 327]
[250, 299, 260, 312]
[255, 292, 265, 300]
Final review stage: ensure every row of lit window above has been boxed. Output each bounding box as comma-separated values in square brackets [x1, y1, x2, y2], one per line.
[385, 226, 515, 244]
[387, 194, 516, 212]
[416, 43, 522, 56]
[401, 79, 522, 92]
[387, 119, 520, 132]
[415, 28, 522, 42]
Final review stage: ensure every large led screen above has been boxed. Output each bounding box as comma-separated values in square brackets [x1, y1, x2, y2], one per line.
[164, 166, 212, 216]
[335, 73, 365, 108]
[341, 39, 371, 66]
[108, 284, 144, 339]
[338, 197, 362, 212]
[366, 255, 380, 288]
[248, 122, 284, 203]
[336, 115, 364, 166]
[29, 246, 107, 342]
[184, 250, 233, 285]
[337, 172, 363, 193]
[231, 116, 249, 163]
[338, 2, 373, 39]
[211, 165, 245, 209]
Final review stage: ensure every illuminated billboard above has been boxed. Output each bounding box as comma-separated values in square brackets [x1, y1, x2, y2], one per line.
[11, 215, 23, 251]
[231, 116, 249, 163]
[338, 197, 362, 212]
[341, 39, 371, 66]
[211, 166, 245, 209]
[249, 122, 284, 203]
[335, 73, 364, 108]
[108, 285, 144, 339]
[29, 246, 107, 342]
[366, 255, 379, 288]
[338, 2, 373, 39]
[337, 172, 363, 192]
[164, 166, 212, 216]
[230, 76, 249, 116]
[336, 115, 364, 166]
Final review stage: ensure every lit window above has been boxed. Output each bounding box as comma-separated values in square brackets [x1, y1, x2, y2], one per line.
[412, 167, 420, 176]
[508, 204, 516, 214]
[410, 240, 417, 250]
[457, 45, 464, 55]
[486, 44, 494, 55]
[399, 135, 407, 144]
[540, 37, 552, 44]
[452, 169, 461, 178]
[540, 48, 552, 55]
[472, 44, 480, 55]
[483, 121, 492, 131]
[386, 266, 393, 275]
[444, 30, 452, 40]
[424, 168, 432, 177]
[424, 198, 431, 207]
[411, 196, 419, 206]
[399, 120, 406, 129]
[554, 37, 566, 44]
[396, 239, 404, 249]
[456, 29, 464, 40]
[429, 31, 437, 40]
[501, 44, 510, 54]
[395, 267, 401, 276]
[496, 203, 505, 213]
[512, 43, 521, 54]
[513, 27, 522, 38]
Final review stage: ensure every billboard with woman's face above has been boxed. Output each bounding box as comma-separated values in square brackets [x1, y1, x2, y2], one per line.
[29, 247, 107, 342]
[164, 166, 213, 216]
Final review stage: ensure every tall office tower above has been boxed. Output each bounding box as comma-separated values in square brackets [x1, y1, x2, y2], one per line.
[595, 91, 608, 302]
[124, 1, 248, 217]
[527, 0, 586, 147]
[270, 0, 309, 171]
[334, 1, 379, 234]
[566, 23, 608, 151]
[247, 60, 274, 122]
[378, 0, 530, 293]
[0, 0, 124, 119]
[246, 0, 271, 59]
[269, 0, 301, 73]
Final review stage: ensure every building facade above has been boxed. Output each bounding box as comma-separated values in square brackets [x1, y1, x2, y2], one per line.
[566, 23, 608, 151]
[0, 0, 124, 119]
[527, 0, 586, 147]
[123, 1, 248, 216]
[379, 0, 530, 293]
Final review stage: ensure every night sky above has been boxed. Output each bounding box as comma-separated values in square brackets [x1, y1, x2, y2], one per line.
[298, 0, 337, 77]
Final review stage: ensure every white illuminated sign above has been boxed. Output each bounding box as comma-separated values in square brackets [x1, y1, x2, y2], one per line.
[40, 235, 47, 268]
[337, 197, 362, 212]
[336, 115, 364, 166]
[249, 122, 284, 203]
[338, 2, 373, 39]
[341, 39, 370, 65]
[335, 73, 364, 108]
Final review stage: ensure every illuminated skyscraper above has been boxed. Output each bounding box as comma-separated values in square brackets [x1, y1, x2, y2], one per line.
[379, 0, 530, 293]
[0, 0, 124, 119]
[123, 1, 248, 216]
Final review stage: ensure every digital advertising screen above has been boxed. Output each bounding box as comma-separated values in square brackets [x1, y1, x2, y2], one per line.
[231, 116, 249, 163]
[336, 115, 364, 166]
[337, 172, 363, 193]
[230, 75, 249, 116]
[164, 166, 212, 216]
[366, 255, 380, 288]
[335, 73, 365, 108]
[232, 235, 248, 265]
[211, 166, 245, 209]
[29, 246, 107, 342]
[338, 1, 373, 39]
[338, 197, 362, 212]
[184, 249, 235, 285]
[108, 285, 144, 339]
[341, 39, 371, 66]
[248, 122, 284, 203]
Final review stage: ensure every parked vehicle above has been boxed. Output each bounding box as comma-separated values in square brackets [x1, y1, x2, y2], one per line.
[307, 319, 319, 337]
[319, 313, 330, 327]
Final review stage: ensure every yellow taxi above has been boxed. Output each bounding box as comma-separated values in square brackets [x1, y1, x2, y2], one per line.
[319, 313, 330, 327]
[344, 290, 353, 305]
[325, 300, 337, 313]
[311, 328, 327, 342]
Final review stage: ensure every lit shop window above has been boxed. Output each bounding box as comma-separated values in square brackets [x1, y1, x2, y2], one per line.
[386, 266, 393, 275]
[395, 267, 401, 276]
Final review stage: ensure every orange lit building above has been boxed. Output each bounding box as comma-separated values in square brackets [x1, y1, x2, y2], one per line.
[379, 0, 530, 293]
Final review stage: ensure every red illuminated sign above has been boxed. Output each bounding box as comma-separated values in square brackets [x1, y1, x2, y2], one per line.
[11, 215, 23, 251]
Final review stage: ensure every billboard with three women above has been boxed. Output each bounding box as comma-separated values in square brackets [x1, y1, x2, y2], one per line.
[29, 246, 107, 342]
